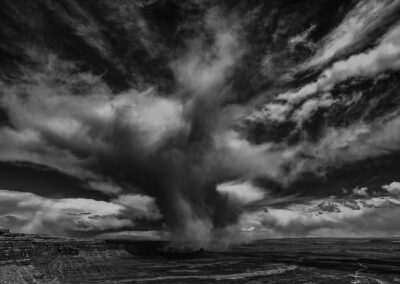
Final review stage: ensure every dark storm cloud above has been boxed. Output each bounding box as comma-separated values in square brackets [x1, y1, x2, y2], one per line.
[0, 162, 109, 200]
[0, 5, 252, 246]
[0, 0, 177, 90]
[2, 0, 400, 243]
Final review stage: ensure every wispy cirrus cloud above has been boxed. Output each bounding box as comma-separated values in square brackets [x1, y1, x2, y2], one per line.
[277, 21, 400, 107]
[306, 0, 400, 68]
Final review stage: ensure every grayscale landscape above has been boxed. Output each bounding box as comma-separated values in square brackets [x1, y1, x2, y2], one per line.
[1, 0, 400, 283]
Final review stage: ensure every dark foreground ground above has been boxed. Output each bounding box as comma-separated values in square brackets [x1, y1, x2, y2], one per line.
[0, 231, 399, 283]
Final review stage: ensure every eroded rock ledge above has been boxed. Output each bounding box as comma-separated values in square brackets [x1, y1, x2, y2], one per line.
[0, 229, 111, 264]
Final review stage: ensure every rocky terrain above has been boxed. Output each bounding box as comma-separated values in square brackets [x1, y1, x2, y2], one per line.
[0, 229, 126, 283]
[0, 229, 106, 261]
[1, 230, 400, 283]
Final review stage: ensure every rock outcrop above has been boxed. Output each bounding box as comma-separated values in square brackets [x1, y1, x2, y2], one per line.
[0, 231, 107, 263]
[0, 230, 134, 283]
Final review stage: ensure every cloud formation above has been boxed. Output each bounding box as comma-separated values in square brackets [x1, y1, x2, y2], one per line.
[306, 0, 400, 67]
[217, 181, 266, 206]
[0, 7, 250, 247]
[278, 21, 400, 106]
[238, 193, 400, 238]
[0, 55, 185, 192]
[352, 187, 369, 197]
[2, 0, 400, 244]
[0, 189, 161, 237]
[382, 182, 400, 196]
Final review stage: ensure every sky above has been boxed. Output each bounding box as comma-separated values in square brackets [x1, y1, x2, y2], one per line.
[1, 0, 400, 247]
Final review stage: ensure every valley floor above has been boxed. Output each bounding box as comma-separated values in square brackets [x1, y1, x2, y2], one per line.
[0, 234, 399, 283]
